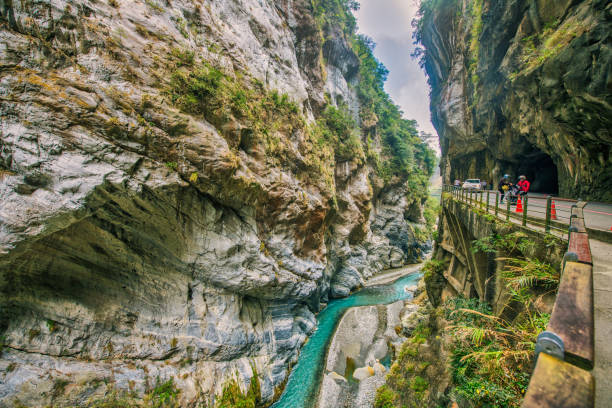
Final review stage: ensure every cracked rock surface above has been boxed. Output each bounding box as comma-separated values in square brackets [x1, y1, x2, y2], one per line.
[0, 0, 429, 405]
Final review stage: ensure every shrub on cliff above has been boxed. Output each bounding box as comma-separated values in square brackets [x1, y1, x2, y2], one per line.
[353, 36, 436, 182]
[445, 297, 548, 407]
[88, 378, 180, 408]
[313, 0, 436, 187]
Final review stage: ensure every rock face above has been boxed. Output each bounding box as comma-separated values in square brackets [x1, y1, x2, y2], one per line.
[0, 0, 431, 406]
[418, 0, 611, 200]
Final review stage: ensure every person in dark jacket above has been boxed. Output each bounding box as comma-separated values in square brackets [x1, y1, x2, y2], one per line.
[517, 175, 530, 196]
[498, 174, 511, 203]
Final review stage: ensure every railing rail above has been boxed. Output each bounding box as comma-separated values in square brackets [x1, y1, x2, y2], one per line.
[440, 185, 596, 407]
[442, 185, 575, 238]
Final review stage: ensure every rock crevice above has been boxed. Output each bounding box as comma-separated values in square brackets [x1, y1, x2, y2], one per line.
[0, 0, 431, 405]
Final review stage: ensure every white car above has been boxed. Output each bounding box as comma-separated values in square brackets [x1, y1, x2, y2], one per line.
[462, 179, 482, 190]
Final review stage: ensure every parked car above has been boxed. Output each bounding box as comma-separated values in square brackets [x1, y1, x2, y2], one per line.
[462, 179, 482, 190]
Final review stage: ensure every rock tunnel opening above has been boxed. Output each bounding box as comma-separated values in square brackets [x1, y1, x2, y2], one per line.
[516, 150, 559, 194]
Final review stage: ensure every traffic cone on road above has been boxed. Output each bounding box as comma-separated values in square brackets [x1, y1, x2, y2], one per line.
[516, 196, 523, 213]
[551, 200, 558, 220]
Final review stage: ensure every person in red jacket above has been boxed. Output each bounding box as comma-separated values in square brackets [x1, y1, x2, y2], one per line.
[517, 175, 530, 196]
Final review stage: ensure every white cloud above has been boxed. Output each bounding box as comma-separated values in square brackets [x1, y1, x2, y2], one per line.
[355, 0, 420, 38]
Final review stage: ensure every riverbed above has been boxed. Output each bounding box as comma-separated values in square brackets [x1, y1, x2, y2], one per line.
[270, 268, 422, 408]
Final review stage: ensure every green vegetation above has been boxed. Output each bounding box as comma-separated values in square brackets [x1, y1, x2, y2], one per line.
[144, 0, 163, 13]
[422, 259, 446, 282]
[423, 196, 440, 235]
[316, 104, 365, 162]
[467, 0, 483, 97]
[374, 385, 396, 408]
[374, 322, 435, 407]
[500, 258, 559, 305]
[88, 378, 180, 408]
[311, 0, 360, 37]
[472, 230, 535, 255]
[168, 60, 300, 133]
[215, 370, 261, 408]
[146, 378, 180, 408]
[445, 297, 543, 408]
[46, 319, 56, 333]
[511, 19, 584, 79]
[84, 369, 261, 408]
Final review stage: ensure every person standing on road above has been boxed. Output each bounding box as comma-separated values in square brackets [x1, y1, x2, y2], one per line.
[498, 175, 511, 203]
[481, 180, 487, 190]
[454, 179, 461, 189]
[517, 175, 530, 197]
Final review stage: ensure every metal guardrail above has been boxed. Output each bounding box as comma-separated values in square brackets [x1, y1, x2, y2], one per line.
[440, 185, 595, 407]
[441, 185, 575, 238]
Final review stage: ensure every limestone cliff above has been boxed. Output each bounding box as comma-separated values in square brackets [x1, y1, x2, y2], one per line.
[0, 0, 433, 406]
[417, 0, 611, 200]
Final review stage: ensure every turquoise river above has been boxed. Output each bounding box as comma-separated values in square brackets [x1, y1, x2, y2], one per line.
[271, 271, 422, 408]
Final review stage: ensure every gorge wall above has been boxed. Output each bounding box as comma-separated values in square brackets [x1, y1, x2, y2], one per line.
[418, 0, 611, 200]
[0, 0, 434, 406]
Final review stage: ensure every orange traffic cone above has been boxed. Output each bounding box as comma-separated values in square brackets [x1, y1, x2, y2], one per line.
[515, 195, 523, 213]
[551, 200, 558, 220]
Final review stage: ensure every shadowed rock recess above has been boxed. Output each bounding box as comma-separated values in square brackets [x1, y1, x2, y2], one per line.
[0, 0, 434, 406]
[418, 0, 611, 200]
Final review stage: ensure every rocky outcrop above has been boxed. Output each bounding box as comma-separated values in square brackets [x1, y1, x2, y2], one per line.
[418, 0, 611, 200]
[0, 0, 431, 406]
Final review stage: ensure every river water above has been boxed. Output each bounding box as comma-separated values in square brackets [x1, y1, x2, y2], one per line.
[271, 271, 422, 408]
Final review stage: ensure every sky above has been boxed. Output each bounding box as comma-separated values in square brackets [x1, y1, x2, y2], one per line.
[354, 0, 438, 148]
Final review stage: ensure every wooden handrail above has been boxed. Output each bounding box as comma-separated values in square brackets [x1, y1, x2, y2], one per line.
[522, 202, 594, 407]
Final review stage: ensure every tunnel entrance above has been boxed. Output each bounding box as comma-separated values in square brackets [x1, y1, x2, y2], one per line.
[516, 150, 558, 194]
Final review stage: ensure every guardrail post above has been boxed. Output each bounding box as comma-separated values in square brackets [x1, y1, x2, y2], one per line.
[486, 190, 490, 213]
[506, 197, 511, 221]
[522, 196, 528, 226]
[545, 196, 552, 233]
[495, 192, 499, 216]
